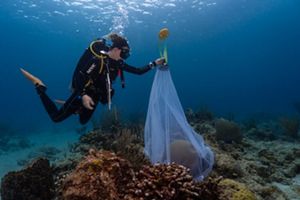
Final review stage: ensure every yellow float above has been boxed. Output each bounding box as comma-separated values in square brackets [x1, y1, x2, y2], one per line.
[158, 28, 169, 40]
[158, 28, 169, 64]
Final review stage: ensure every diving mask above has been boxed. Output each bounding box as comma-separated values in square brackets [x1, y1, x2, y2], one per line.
[120, 47, 130, 60]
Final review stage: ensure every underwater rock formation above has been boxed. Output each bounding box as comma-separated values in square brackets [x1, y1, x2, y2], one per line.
[215, 118, 243, 143]
[0, 158, 54, 200]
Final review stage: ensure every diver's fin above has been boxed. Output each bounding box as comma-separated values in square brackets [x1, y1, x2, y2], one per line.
[20, 68, 46, 87]
[54, 99, 65, 105]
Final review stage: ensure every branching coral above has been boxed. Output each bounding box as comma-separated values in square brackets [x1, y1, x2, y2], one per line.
[125, 163, 205, 200]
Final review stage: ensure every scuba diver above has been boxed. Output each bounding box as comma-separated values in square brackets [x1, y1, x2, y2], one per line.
[21, 33, 165, 124]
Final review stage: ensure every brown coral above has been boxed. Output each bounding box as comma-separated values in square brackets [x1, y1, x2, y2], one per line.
[61, 149, 134, 200]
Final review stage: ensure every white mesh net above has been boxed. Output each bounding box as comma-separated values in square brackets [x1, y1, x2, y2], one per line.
[144, 67, 214, 180]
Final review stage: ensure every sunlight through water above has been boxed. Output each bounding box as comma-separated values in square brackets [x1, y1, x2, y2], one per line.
[10, 0, 217, 34]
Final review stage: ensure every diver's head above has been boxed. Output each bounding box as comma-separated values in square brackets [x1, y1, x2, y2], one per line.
[107, 33, 130, 60]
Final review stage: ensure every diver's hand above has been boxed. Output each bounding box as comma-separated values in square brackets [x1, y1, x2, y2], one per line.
[82, 94, 95, 110]
[155, 57, 166, 66]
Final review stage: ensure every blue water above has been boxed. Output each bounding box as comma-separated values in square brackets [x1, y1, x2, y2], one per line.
[0, 0, 300, 132]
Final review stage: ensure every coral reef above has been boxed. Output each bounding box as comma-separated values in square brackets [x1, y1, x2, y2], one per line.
[61, 149, 223, 200]
[125, 163, 219, 200]
[0, 158, 54, 200]
[191, 114, 300, 199]
[72, 127, 149, 169]
[218, 179, 257, 200]
[61, 149, 134, 200]
[215, 118, 243, 143]
[2, 108, 300, 200]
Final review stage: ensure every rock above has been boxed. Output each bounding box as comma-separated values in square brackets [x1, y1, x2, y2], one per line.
[257, 149, 278, 164]
[0, 158, 54, 200]
[283, 160, 300, 178]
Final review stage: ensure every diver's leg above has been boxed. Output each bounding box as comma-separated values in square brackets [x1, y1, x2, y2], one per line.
[20, 68, 46, 87]
[36, 85, 80, 122]
[79, 103, 98, 125]
[21, 68, 81, 122]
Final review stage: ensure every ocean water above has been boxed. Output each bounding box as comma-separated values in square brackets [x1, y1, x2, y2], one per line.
[0, 0, 300, 181]
[1, 0, 300, 130]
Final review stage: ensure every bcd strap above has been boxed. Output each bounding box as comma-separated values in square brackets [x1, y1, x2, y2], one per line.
[89, 39, 126, 88]
[89, 40, 106, 75]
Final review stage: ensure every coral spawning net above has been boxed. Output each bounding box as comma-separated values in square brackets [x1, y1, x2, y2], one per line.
[144, 68, 214, 180]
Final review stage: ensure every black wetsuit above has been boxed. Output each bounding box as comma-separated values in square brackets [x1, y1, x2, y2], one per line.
[36, 40, 152, 124]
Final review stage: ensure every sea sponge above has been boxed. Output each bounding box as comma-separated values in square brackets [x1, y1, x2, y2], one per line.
[170, 139, 200, 177]
[218, 178, 257, 200]
[215, 118, 242, 143]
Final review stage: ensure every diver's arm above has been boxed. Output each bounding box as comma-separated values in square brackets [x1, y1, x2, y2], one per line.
[122, 63, 153, 75]
[82, 94, 95, 110]
[122, 58, 165, 75]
